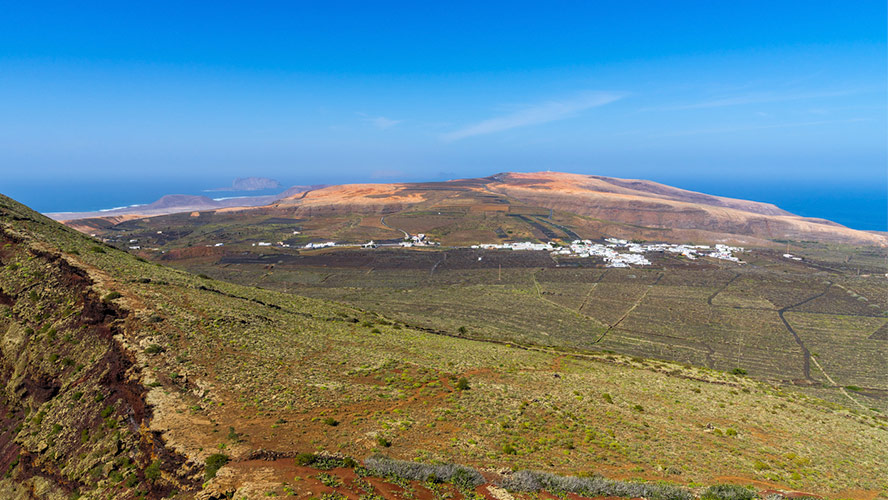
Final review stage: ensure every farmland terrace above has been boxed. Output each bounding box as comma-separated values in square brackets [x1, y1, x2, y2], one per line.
[80, 203, 888, 416]
[147, 241, 888, 416]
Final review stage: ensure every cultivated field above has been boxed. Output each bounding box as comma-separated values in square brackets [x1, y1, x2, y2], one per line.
[157, 243, 888, 419]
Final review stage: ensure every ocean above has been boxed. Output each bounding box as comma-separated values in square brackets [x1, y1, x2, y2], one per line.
[674, 180, 887, 233]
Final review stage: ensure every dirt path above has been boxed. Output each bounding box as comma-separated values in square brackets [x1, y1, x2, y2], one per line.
[530, 269, 607, 331]
[777, 284, 831, 381]
[707, 272, 740, 306]
[380, 216, 409, 239]
[577, 270, 608, 314]
[591, 272, 663, 344]
[429, 252, 447, 276]
[810, 355, 867, 410]
[703, 342, 716, 369]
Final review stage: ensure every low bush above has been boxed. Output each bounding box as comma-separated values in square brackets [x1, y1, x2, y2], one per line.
[455, 377, 470, 391]
[295, 453, 357, 470]
[100, 405, 115, 418]
[701, 484, 757, 500]
[124, 474, 139, 488]
[205, 453, 229, 480]
[103, 291, 122, 302]
[363, 455, 484, 490]
[499, 470, 692, 500]
[227, 426, 241, 442]
[145, 344, 164, 354]
[317, 472, 342, 487]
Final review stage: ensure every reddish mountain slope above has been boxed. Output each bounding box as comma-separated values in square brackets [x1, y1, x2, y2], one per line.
[262, 172, 885, 246]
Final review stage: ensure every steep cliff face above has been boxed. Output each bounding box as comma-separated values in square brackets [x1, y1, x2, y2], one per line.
[0, 227, 196, 498]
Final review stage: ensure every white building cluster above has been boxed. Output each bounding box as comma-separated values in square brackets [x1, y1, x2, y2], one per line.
[399, 234, 439, 247]
[601, 239, 744, 263]
[472, 238, 744, 267]
[303, 241, 336, 249]
[553, 239, 650, 267]
[471, 242, 554, 251]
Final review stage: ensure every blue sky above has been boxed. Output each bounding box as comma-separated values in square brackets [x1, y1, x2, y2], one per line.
[1, 2, 886, 196]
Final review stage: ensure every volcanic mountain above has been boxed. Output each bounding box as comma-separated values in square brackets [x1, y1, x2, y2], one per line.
[253, 172, 885, 246]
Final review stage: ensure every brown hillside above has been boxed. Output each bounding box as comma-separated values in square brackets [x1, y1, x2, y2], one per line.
[259, 172, 886, 246]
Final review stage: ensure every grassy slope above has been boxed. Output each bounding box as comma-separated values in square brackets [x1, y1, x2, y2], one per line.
[1, 194, 887, 498]
[176, 254, 888, 414]
[0, 196, 201, 498]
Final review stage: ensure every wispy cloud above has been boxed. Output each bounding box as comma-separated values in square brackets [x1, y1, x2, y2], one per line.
[655, 118, 870, 137]
[652, 90, 856, 111]
[358, 113, 402, 130]
[441, 91, 624, 142]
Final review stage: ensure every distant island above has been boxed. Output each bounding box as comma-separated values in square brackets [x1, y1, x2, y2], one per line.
[45, 184, 324, 221]
[209, 176, 283, 192]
